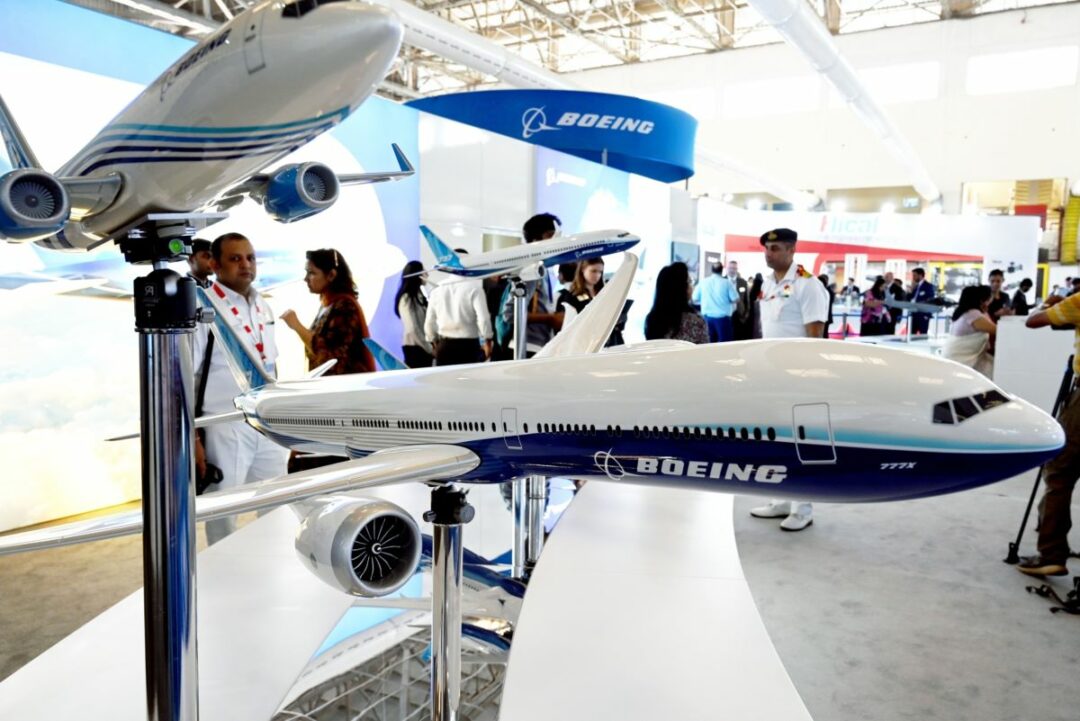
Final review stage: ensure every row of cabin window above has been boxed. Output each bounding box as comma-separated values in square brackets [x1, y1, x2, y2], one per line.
[268, 417, 491, 433]
[531, 423, 777, 442]
[630, 425, 776, 441]
[352, 419, 389, 429]
[268, 415, 777, 442]
[267, 417, 335, 427]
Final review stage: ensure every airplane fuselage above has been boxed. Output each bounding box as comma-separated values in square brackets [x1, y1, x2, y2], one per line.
[38, 0, 401, 250]
[236, 340, 1063, 503]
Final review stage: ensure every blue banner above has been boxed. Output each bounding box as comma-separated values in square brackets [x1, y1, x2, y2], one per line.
[408, 89, 696, 183]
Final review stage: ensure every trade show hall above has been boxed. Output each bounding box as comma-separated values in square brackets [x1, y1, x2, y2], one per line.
[1, 1, 1079, 720]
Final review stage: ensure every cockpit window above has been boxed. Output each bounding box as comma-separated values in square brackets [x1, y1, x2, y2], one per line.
[933, 401, 954, 425]
[282, 0, 348, 19]
[934, 390, 1010, 425]
[951, 397, 979, 422]
[973, 390, 1009, 411]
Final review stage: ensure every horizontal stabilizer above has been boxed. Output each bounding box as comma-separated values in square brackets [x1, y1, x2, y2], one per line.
[337, 143, 414, 186]
[0, 445, 479, 556]
[535, 252, 637, 359]
[305, 359, 337, 379]
[106, 409, 245, 442]
[364, 338, 408, 371]
[0, 95, 40, 169]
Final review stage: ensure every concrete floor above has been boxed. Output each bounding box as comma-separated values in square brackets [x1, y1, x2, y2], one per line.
[734, 471, 1079, 721]
[1, 479, 1078, 720]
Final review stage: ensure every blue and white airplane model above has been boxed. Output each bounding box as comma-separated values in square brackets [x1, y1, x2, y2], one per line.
[0, 0, 410, 251]
[420, 225, 639, 281]
[0, 254, 1064, 602]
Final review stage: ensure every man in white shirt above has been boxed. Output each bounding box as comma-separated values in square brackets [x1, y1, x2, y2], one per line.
[425, 251, 494, 365]
[750, 228, 830, 532]
[193, 232, 288, 545]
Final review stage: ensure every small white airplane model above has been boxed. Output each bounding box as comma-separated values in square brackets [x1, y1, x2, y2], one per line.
[0, 0, 411, 251]
[420, 225, 640, 281]
[0, 254, 1064, 604]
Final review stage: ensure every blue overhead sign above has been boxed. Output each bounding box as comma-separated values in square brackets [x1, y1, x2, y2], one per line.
[408, 89, 696, 183]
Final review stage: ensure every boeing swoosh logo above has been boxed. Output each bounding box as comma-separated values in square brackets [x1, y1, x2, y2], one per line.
[521, 107, 559, 140]
[593, 450, 634, 481]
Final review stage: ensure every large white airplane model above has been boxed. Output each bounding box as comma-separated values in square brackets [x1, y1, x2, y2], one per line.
[0, 0, 410, 251]
[0, 255, 1064, 602]
[420, 225, 640, 281]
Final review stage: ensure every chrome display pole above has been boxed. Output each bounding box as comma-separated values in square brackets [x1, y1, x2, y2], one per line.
[139, 303, 199, 721]
[524, 475, 546, 574]
[511, 280, 529, 578]
[424, 485, 474, 721]
[121, 213, 224, 721]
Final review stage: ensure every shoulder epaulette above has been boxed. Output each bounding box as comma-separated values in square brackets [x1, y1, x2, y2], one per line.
[796, 265, 813, 279]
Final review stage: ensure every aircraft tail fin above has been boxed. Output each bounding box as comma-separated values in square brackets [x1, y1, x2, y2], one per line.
[0, 95, 41, 170]
[363, 338, 409, 371]
[420, 225, 463, 269]
[198, 286, 275, 392]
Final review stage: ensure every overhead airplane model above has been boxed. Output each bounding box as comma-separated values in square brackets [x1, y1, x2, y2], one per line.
[0, 254, 1065, 604]
[420, 225, 640, 281]
[0, 0, 411, 251]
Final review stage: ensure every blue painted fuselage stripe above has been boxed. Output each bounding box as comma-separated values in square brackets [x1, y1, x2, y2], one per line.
[86, 124, 336, 148]
[108, 107, 349, 134]
[76, 145, 307, 176]
[251, 423, 1058, 504]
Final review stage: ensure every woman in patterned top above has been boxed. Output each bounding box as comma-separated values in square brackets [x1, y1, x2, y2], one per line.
[644, 262, 708, 344]
[281, 248, 376, 374]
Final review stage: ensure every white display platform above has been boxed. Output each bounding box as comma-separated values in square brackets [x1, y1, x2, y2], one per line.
[994, 316, 1075, 412]
[499, 482, 812, 721]
[0, 508, 355, 721]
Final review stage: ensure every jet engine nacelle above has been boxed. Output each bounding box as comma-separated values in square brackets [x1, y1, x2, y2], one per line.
[294, 496, 421, 598]
[515, 261, 547, 282]
[262, 162, 340, 223]
[0, 169, 71, 242]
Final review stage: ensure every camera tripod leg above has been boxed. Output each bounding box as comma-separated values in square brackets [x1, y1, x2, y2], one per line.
[1005, 356, 1075, 565]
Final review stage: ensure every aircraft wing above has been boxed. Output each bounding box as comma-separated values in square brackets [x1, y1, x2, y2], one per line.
[337, 143, 414, 185]
[0, 445, 478, 556]
[534, 252, 637, 359]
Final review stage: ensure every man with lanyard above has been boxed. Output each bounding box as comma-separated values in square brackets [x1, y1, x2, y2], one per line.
[749, 228, 830, 532]
[193, 232, 288, 544]
[1017, 294, 1080, 576]
[692, 261, 740, 343]
[908, 267, 935, 335]
[186, 238, 213, 288]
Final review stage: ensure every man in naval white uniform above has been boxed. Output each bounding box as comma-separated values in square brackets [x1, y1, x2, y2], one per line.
[193, 232, 289, 545]
[750, 228, 830, 532]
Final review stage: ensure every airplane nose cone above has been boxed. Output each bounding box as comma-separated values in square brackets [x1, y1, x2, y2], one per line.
[1017, 400, 1065, 458]
[328, 2, 404, 55]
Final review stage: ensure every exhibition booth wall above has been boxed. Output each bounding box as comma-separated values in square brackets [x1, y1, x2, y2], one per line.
[574, 3, 1080, 210]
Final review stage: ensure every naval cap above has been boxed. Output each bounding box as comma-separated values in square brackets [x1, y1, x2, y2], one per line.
[760, 228, 797, 245]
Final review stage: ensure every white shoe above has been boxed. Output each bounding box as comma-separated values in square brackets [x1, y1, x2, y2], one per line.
[780, 511, 813, 532]
[750, 500, 790, 518]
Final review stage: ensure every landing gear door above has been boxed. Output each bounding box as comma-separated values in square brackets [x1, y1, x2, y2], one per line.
[242, 11, 266, 74]
[792, 403, 836, 464]
[501, 408, 522, 450]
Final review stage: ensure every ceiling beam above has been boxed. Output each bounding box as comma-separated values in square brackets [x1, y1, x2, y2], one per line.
[515, 0, 637, 63]
[652, 0, 726, 50]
